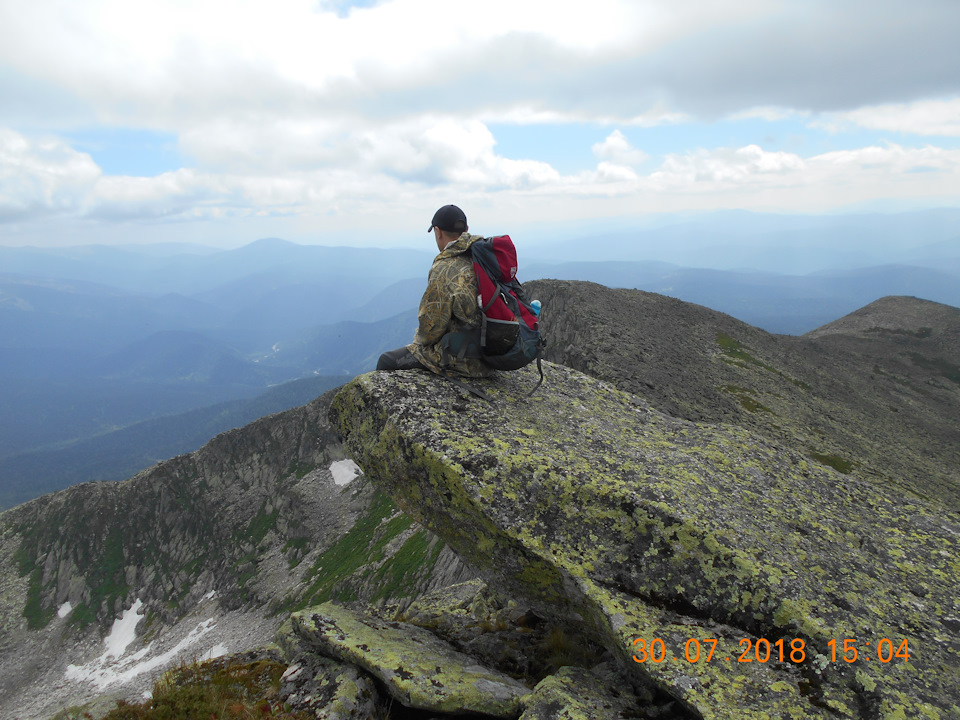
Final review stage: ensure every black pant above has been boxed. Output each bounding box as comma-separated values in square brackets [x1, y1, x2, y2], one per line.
[376, 347, 428, 371]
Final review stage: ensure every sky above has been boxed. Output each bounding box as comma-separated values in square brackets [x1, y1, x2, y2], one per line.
[1, 0, 959, 249]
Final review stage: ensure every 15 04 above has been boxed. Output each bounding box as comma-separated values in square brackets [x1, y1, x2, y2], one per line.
[827, 638, 910, 663]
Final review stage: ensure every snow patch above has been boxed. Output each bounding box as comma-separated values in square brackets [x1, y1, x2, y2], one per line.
[330, 459, 361, 486]
[104, 599, 145, 660]
[58, 601, 73, 618]
[204, 590, 217, 600]
[65, 600, 219, 691]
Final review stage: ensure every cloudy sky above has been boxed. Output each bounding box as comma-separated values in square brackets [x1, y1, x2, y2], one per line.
[2, 0, 959, 248]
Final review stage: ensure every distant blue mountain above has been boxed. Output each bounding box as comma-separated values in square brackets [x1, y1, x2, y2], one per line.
[0, 375, 345, 510]
[530, 207, 960, 274]
[525, 261, 960, 335]
[2, 209, 959, 505]
[0, 239, 433, 296]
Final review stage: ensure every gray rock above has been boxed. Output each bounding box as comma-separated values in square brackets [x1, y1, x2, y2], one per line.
[291, 602, 530, 717]
[330, 362, 960, 719]
[519, 665, 652, 720]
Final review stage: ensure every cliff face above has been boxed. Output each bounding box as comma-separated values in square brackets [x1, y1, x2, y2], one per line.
[330, 363, 960, 719]
[1, 390, 348, 638]
[0, 389, 471, 718]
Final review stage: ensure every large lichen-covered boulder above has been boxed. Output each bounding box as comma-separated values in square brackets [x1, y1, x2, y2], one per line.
[276, 618, 384, 719]
[291, 602, 530, 717]
[329, 363, 960, 720]
[278, 655, 383, 720]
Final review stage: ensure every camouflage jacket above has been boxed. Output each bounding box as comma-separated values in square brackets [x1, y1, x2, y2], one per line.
[408, 233, 493, 378]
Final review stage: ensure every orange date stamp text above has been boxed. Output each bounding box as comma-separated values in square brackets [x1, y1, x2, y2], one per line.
[631, 637, 910, 664]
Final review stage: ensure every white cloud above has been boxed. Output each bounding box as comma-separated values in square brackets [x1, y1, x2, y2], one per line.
[0, 0, 663, 125]
[592, 130, 649, 167]
[178, 119, 344, 174]
[6, 120, 959, 233]
[419, 120, 562, 188]
[626, 142, 960, 215]
[0, 128, 100, 220]
[813, 98, 960, 137]
[649, 145, 806, 190]
[810, 143, 960, 175]
[89, 170, 225, 220]
[0, 0, 788, 132]
[2, 0, 959, 242]
[179, 115, 562, 190]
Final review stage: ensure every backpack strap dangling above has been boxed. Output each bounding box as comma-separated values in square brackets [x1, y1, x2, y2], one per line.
[442, 372, 495, 403]
[525, 347, 546, 397]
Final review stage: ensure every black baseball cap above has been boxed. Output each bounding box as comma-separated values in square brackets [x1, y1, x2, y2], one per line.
[428, 205, 468, 233]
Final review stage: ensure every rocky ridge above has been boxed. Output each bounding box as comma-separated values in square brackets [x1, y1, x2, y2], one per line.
[527, 281, 960, 511]
[329, 361, 960, 719]
[806, 295, 960, 350]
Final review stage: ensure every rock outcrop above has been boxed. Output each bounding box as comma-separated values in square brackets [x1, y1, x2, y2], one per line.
[274, 579, 666, 719]
[291, 602, 530, 717]
[329, 363, 960, 719]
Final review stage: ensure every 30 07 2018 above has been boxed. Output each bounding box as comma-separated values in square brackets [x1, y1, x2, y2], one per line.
[631, 637, 910, 664]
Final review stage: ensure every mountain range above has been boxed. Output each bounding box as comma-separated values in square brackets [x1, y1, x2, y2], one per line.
[0, 209, 958, 504]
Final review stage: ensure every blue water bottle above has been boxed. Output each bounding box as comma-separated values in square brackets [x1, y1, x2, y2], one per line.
[530, 300, 541, 316]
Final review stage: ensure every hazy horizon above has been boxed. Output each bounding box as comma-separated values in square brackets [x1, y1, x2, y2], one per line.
[2, 204, 958, 507]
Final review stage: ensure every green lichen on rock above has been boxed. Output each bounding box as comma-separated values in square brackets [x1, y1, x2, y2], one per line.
[519, 665, 650, 719]
[529, 282, 958, 515]
[291, 601, 530, 717]
[274, 622, 384, 720]
[329, 363, 960, 720]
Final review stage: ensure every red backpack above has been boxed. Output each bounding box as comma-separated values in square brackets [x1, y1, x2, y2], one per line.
[441, 235, 546, 393]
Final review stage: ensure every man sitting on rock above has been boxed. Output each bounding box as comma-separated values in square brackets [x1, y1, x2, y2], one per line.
[376, 204, 492, 379]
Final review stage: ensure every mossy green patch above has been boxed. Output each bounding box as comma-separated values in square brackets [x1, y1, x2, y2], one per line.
[72, 525, 130, 628]
[295, 486, 412, 609]
[286, 459, 316, 479]
[716, 332, 808, 389]
[370, 529, 440, 602]
[866, 326, 934, 339]
[716, 332, 778, 373]
[907, 352, 960, 385]
[68, 602, 97, 629]
[242, 504, 279, 547]
[807, 451, 857, 475]
[282, 536, 310, 569]
[721, 385, 773, 414]
[23, 568, 54, 630]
